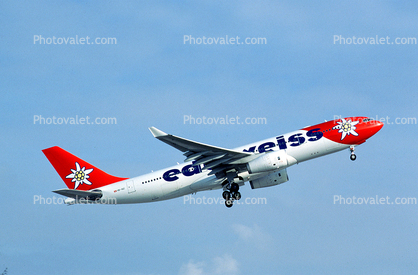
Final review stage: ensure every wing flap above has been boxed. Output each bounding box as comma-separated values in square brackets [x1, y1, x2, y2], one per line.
[193, 153, 227, 166]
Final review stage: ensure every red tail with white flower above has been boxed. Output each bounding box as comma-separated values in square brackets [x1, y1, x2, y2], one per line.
[42, 146, 128, 190]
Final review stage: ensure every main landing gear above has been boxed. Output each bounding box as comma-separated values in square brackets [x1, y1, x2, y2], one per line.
[222, 182, 241, 208]
[350, 145, 356, 161]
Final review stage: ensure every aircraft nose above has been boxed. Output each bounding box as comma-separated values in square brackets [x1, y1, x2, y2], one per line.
[368, 120, 384, 136]
[375, 120, 384, 131]
[359, 118, 383, 141]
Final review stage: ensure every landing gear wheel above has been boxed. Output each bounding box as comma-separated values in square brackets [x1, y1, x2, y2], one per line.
[349, 146, 356, 161]
[233, 192, 241, 200]
[230, 183, 239, 193]
[225, 199, 233, 208]
[223, 177, 240, 208]
[222, 191, 231, 200]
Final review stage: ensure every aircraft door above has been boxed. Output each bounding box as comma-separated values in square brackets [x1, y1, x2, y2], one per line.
[126, 180, 136, 194]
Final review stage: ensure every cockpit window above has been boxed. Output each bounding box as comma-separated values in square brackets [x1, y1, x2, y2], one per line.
[363, 118, 374, 122]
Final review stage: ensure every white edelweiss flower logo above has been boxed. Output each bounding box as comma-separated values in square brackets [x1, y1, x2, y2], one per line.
[65, 162, 94, 189]
[332, 118, 360, 140]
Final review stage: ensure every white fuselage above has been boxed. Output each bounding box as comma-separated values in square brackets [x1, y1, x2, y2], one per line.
[97, 130, 349, 204]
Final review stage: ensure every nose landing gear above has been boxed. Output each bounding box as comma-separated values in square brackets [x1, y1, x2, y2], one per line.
[222, 182, 241, 208]
[350, 146, 356, 161]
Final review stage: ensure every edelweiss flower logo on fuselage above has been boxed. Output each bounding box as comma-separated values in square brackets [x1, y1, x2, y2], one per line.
[65, 162, 94, 189]
[332, 118, 360, 140]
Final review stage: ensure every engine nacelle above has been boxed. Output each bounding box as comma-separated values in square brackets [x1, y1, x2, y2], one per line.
[246, 150, 296, 174]
[250, 168, 289, 189]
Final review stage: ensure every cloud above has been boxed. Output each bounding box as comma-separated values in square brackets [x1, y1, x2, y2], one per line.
[212, 255, 239, 274]
[232, 223, 258, 240]
[179, 254, 238, 275]
[179, 260, 205, 275]
[231, 223, 274, 250]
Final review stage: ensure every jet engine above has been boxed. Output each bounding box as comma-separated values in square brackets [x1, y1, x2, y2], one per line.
[246, 150, 296, 174]
[249, 168, 289, 189]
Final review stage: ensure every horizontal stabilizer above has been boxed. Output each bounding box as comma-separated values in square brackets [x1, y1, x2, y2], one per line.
[53, 188, 103, 200]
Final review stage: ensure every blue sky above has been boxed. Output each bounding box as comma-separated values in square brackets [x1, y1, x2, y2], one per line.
[1, 0, 418, 274]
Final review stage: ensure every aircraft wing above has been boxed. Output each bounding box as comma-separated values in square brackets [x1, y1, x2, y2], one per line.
[149, 127, 257, 176]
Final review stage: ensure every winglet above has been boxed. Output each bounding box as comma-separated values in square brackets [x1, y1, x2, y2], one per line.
[149, 127, 167, 138]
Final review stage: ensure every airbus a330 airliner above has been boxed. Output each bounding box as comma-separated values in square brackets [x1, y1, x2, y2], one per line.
[43, 117, 383, 207]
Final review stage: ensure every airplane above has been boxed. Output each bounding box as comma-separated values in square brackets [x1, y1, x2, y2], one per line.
[43, 116, 383, 208]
